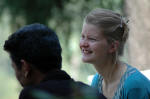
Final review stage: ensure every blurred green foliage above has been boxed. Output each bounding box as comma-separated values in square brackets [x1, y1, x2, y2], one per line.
[0, 0, 69, 24]
[0, 0, 123, 99]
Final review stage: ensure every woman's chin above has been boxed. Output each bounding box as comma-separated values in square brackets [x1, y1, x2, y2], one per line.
[82, 57, 92, 63]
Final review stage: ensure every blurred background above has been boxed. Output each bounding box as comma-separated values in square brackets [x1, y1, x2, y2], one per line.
[0, 0, 150, 99]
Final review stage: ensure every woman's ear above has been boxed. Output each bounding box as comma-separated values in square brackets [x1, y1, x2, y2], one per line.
[109, 41, 119, 53]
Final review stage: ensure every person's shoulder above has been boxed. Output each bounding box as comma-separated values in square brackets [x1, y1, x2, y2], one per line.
[124, 68, 150, 88]
[122, 65, 150, 98]
[123, 65, 150, 91]
[74, 81, 106, 99]
[19, 85, 62, 99]
[19, 86, 35, 99]
[19, 84, 56, 99]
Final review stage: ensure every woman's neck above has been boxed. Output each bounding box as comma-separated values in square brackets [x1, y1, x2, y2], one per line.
[94, 60, 126, 84]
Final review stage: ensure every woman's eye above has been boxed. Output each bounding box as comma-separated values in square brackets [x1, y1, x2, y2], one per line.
[80, 36, 84, 40]
[81, 35, 85, 40]
[89, 38, 96, 41]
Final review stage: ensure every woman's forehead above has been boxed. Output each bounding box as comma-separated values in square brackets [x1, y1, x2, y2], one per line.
[82, 23, 104, 36]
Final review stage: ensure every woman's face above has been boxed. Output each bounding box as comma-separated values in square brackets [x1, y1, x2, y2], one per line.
[80, 23, 110, 65]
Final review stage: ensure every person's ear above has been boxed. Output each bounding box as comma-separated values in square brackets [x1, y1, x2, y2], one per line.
[109, 41, 119, 53]
[20, 59, 31, 78]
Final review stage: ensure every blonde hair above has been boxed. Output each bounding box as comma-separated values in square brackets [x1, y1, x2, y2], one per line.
[84, 8, 129, 56]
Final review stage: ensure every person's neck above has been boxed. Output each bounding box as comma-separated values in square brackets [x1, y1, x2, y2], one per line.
[94, 60, 126, 85]
[32, 69, 62, 84]
[30, 70, 46, 85]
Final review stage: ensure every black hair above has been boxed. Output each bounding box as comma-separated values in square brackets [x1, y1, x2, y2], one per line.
[4, 23, 62, 73]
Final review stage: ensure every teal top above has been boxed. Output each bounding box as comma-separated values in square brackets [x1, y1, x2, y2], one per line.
[91, 64, 150, 99]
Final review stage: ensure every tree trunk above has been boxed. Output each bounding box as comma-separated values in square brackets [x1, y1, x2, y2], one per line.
[124, 0, 150, 70]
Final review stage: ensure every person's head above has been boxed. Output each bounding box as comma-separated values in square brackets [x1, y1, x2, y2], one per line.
[80, 8, 129, 65]
[4, 23, 62, 86]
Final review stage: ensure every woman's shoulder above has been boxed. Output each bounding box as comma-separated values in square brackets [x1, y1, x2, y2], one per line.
[121, 65, 150, 98]
[123, 64, 150, 90]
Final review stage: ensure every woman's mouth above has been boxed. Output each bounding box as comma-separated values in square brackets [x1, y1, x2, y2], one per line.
[82, 49, 92, 54]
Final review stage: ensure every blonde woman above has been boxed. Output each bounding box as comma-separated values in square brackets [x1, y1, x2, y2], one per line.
[80, 8, 150, 99]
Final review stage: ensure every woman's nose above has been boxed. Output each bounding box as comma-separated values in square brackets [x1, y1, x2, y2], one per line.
[80, 39, 89, 47]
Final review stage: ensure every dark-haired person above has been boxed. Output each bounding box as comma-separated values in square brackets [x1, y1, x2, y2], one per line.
[4, 23, 106, 99]
[79, 8, 150, 99]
